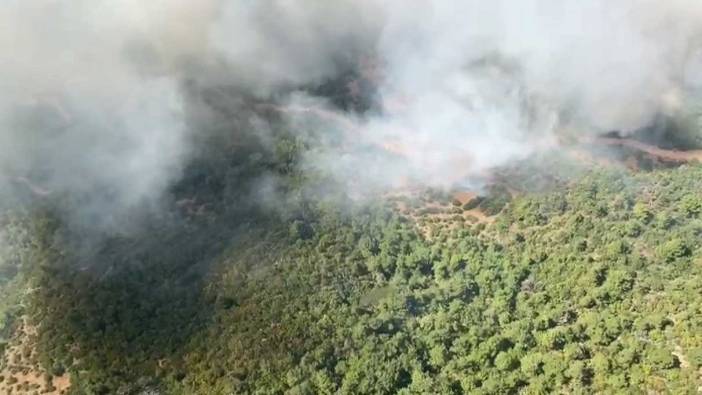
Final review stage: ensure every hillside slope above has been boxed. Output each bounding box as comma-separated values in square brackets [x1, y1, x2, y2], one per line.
[2, 158, 702, 394]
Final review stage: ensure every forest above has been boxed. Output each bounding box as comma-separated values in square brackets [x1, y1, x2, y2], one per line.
[5, 2, 702, 394]
[1, 124, 702, 394]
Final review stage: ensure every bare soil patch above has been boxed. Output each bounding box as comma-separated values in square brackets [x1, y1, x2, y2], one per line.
[596, 137, 702, 163]
[387, 188, 495, 239]
[0, 317, 70, 395]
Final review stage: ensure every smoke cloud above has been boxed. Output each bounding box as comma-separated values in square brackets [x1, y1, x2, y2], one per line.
[0, 1, 197, 230]
[297, 0, 702, 189]
[2, 0, 702, 230]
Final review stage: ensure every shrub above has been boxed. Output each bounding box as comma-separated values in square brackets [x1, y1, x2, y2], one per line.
[462, 197, 484, 211]
[632, 202, 652, 222]
[647, 348, 678, 370]
[658, 238, 690, 262]
[680, 195, 702, 217]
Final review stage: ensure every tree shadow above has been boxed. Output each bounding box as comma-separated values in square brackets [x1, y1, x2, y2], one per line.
[26, 157, 286, 394]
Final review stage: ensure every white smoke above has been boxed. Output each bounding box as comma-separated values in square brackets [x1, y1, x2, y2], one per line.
[0, 1, 199, 229]
[2, 0, 702, 227]
[292, 0, 702, 189]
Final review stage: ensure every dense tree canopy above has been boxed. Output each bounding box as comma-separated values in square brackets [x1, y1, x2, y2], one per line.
[1, 142, 702, 394]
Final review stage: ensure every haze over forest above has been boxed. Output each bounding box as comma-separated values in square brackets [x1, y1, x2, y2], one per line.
[2, 1, 702, 394]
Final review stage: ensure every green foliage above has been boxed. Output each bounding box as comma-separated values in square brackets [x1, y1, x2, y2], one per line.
[479, 186, 512, 216]
[680, 194, 702, 217]
[658, 238, 691, 262]
[632, 202, 652, 222]
[647, 348, 679, 370]
[3, 153, 702, 394]
[462, 196, 483, 211]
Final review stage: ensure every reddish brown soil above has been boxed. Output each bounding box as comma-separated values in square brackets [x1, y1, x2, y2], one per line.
[386, 188, 495, 239]
[0, 317, 70, 395]
[596, 137, 702, 163]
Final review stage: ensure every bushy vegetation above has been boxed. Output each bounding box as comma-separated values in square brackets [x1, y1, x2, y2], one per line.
[0, 209, 52, 338]
[1, 159, 701, 394]
[2, 115, 702, 394]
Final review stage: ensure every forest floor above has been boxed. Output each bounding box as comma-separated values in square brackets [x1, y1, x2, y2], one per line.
[387, 188, 495, 239]
[563, 135, 702, 173]
[595, 137, 702, 163]
[388, 135, 702, 240]
[0, 317, 70, 395]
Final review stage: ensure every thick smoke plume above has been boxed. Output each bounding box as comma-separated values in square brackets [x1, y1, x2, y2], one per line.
[2, 0, 702, 230]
